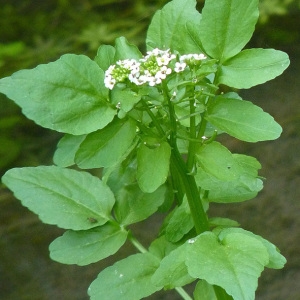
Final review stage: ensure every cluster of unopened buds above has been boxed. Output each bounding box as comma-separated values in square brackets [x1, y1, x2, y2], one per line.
[104, 48, 207, 90]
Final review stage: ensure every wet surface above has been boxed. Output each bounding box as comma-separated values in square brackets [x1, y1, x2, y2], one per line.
[0, 49, 299, 300]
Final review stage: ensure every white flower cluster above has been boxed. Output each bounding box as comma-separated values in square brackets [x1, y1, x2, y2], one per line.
[104, 48, 207, 90]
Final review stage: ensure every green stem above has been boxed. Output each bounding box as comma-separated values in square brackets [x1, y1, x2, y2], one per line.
[141, 98, 165, 137]
[186, 98, 197, 173]
[171, 148, 209, 234]
[162, 81, 209, 234]
[128, 231, 147, 253]
[175, 287, 193, 300]
[196, 114, 208, 141]
[170, 159, 185, 204]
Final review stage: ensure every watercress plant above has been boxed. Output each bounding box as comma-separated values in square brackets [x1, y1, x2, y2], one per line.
[0, 0, 290, 299]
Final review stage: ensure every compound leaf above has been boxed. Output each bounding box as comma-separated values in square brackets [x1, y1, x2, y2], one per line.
[88, 253, 161, 300]
[95, 44, 116, 71]
[186, 230, 269, 300]
[206, 96, 282, 142]
[137, 141, 171, 193]
[151, 242, 194, 289]
[0, 54, 116, 135]
[49, 222, 127, 266]
[2, 166, 115, 230]
[198, 0, 259, 61]
[114, 36, 142, 61]
[75, 118, 136, 169]
[196, 141, 241, 181]
[53, 134, 86, 167]
[218, 228, 286, 270]
[217, 48, 290, 88]
[146, 0, 202, 54]
[114, 183, 167, 226]
[165, 197, 194, 242]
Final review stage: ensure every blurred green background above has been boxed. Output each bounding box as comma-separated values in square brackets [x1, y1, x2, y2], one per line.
[1, 1, 300, 299]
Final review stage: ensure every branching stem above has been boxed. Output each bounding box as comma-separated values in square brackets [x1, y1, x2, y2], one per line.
[162, 82, 209, 234]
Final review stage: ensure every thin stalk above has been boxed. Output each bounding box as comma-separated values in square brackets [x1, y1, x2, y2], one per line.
[186, 98, 197, 173]
[175, 287, 193, 300]
[141, 99, 165, 137]
[128, 231, 147, 253]
[170, 157, 185, 204]
[185, 95, 210, 176]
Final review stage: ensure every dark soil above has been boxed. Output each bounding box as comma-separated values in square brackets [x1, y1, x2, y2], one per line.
[0, 41, 299, 300]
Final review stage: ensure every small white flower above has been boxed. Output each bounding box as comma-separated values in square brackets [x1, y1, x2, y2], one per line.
[174, 62, 186, 73]
[144, 69, 151, 76]
[130, 74, 148, 85]
[104, 76, 116, 90]
[194, 53, 207, 60]
[148, 76, 162, 86]
[156, 56, 167, 66]
[156, 54, 174, 66]
[128, 73, 137, 82]
[179, 53, 207, 63]
[156, 66, 172, 79]
[180, 54, 193, 62]
[107, 64, 115, 72]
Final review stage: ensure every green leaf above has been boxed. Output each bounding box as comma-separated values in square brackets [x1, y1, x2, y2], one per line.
[114, 183, 167, 226]
[196, 141, 241, 181]
[196, 153, 263, 203]
[165, 197, 194, 242]
[2, 166, 115, 230]
[198, 0, 259, 61]
[75, 118, 137, 169]
[49, 223, 127, 266]
[207, 178, 263, 203]
[194, 280, 217, 300]
[217, 49, 290, 88]
[196, 170, 263, 203]
[151, 243, 195, 289]
[137, 140, 171, 193]
[206, 96, 282, 142]
[53, 134, 86, 167]
[0, 54, 116, 135]
[105, 157, 137, 195]
[209, 217, 240, 228]
[218, 228, 286, 270]
[148, 235, 178, 260]
[114, 36, 142, 61]
[88, 253, 161, 300]
[186, 230, 269, 300]
[233, 154, 261, 177]
[146, 0, 202, 53]
[95, 44, 116, 71]
[110, 84, 142, 114]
